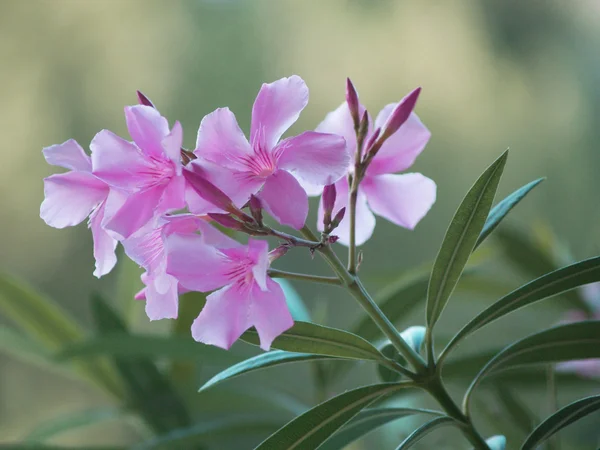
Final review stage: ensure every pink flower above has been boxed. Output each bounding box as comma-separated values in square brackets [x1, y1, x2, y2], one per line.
[40, 139, 123, 278]
[166, 232, 293, 350]
[192, 75, 349, 229]
[91, 105, 186, 238]
[314, 93, 436, 245]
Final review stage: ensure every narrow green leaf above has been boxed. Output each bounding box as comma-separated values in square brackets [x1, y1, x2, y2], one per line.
[475, 178, 544, 249]
[522, 395, 600, 450]
[275, 279, 311, 322]
[464, 321, 600, 411]
[241, 321, 384, 361]
[25, 407, 125, 442]
[90, 295, 191, 434]
[319, 407, 443, 450]
[199, 351, 332, 392]
[0, 274, 123, 399]
[442, 256, 600, 360]
[395, 416, 456, 449]
[427, 151, 508, 328]
[56, 333, 237, 365]
[255, 382, 414, 450]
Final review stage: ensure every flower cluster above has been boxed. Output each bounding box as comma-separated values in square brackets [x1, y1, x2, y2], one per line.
[41, 76, 435, 350]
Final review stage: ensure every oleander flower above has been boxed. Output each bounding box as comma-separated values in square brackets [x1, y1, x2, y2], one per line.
[40, 139, 123, 277]
[193, 75, 349, 229]
[166, 232, 293, 350]
[314, 90, 436, 245]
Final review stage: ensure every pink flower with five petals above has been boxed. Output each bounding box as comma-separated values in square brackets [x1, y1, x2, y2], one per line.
[192, 75, 350, 229]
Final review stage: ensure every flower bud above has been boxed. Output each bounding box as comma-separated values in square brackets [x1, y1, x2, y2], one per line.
[365, 127, 381, 154]
[268, 245, 289, 263]
[328, 235, 339, 244]
[322, 184, 337, 227]
[183, 168, 235, 213]
[380, 87, 421, 140]
[249, 194, 263, 226]
[207, 213, 245, 231]
[330, 207, 346, 230]
[136, 90, 155, 108]
[346, 78, 360, 130]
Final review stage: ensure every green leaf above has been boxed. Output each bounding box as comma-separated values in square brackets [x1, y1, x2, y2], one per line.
[90, 295, 191, 434]
[255, 382, 414, 450]
[522, 395, 600, 450]
[464, 321, 600, 410]
[441, 256, 600, 359]
[275, 278, 311, 322]
[475, 178, 544, 249]
[0, 274, 123, 399]
[395, 416, 456, 449]
[318, 407, 443, 450]
[56, 333, 237, 365]
[25, 407, 125, 442]
[199, 351, 332, 392]
[241, 321, 384, 361]
[426, 151, 508, 328]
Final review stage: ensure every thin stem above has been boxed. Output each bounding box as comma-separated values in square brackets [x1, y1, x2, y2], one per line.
[264, 226, 322, 248]
[267, 269, 342, 286]
[348, 186, 359, 274]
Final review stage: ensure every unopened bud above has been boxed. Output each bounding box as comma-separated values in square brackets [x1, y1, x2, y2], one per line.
[346, 78, 360, 130]
[358, 110, 369, 139]
[207, 213, 245, 231]
[365, 127, 381, 154]
[137, 90, 155, 108]
[183, 168, 235, 213]
[328, 235, 339, 244]
[381, 87, 421, 140]
[322, 184, 337, 227]
[268, 245, 289, 263]
[249, 194, 263, 225]
[330, 207, 346, 230]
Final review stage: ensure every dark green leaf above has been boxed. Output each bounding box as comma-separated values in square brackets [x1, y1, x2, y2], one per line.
[395, 416, 456, 449]
[475, 178, 544, 249]
[464, 321, 600, 410]
[199, 351, 332, 392]
[319, 407, 442, 450]
[255, 382, 414, 450]
[90, 295, 190, 434]
[426, 151, 508, 328]
[522, 395, 600, 450]
[241, 321, 384, 361]
[441, 256, 600, 359]
[56, 333, 237, 365]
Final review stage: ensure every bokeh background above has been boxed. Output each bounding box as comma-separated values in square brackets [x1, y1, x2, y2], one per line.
[1, 0, 599, 448]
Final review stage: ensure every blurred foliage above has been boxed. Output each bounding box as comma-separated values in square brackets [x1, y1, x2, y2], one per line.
[1, 0, 600, 448]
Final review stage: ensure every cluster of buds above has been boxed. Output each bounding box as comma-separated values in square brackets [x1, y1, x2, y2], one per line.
[321, 183, 345, 242]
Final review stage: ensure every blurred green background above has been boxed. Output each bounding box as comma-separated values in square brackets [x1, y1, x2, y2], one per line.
[1, 0, 599, 448]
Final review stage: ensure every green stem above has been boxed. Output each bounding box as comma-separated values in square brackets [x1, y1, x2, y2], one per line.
[267, 269, 342, 286]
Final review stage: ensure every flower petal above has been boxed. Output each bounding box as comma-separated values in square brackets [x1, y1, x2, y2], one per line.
[41, 172, 108, 228]
[258, 170, 308, 229]
[159, 174, 186, 212]
[89, 201, 118, 278]
[162, 120, 184, 172]
[144, 271, 179, 320]
[250, 75, 309, 151]
[276, 131, 349, 186]
[367, 108, 431, 176]
[194, 107, 253, 171]
[103, 185, 165, 238]
[166, 234, 233, 292]
[315, 102, 367, 158]
[362, 173, 436, 229]
[197, 221, 242, 249]
[124, 105, 170, 159]
[250, 278, 294, 350]
[43, 139, 91, 172]
[248, 239, 269, 291]
[90, 130, 153, 190]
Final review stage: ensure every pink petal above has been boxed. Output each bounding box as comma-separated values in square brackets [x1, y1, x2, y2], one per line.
[103, 185, 165, 238]
[162, 121, 184, 172]
[197, 221, 242, 249]
[41, 172, 108, 228]
[250, 76, 309, 151]
[90, 130, 153, 190]
[249, 278, 294, 350]
[43, 139, 91, 172]
[194, 108, 253, 171]
[317, 177, 376, 246]
[362, 173, 436, 230]
[144, 271, 179, 320]
[124, 105, 170, 159]
[367, 108, 431, 176]
[248, 239, 269, 291]
[276, 131, 349, 186]
[315, 102, 367, 159]
[166, 234, 233, 291]
[258, 170, 308, 229]
[89, 201, 118, 278]
[159, 174, 186, 213]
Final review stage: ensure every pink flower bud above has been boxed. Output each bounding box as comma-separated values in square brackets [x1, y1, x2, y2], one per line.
[136, 90, 155, 108]
[330, 207, 346, 230]
[322, 184, 337, 227]
[381, 87, 421, 139]
[249, 194, 263, 225]
[183, 168, 235, 213]
[346, 78, 360, 130]
[365, 127, 381, 153]
[328, 235, 339, 244]
[358, 110, 369, 138]
[207, 213, 245, 231]
[268, 245, 289, 263]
